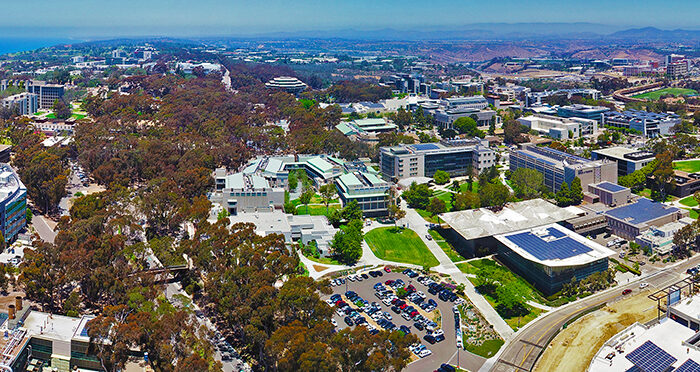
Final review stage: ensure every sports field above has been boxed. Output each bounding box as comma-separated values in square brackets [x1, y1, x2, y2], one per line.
[674, 160, 700, 173]
[632, 87, 697, 100]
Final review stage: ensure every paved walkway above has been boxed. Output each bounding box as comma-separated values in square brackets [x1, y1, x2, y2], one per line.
[402, 201, 515, 340]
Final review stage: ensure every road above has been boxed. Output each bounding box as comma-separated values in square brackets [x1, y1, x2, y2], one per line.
[31, 215, 56, 243]
[327, 270, 487, 372]
[490, 256, 700, 372]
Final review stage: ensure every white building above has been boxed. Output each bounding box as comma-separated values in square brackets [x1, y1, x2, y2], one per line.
[1, 93, 38, 115]
[517, 114, 598, 139]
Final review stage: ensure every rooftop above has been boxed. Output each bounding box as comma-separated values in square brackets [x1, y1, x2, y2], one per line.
[441, 199, 579, 241]
[605, 198, 682, 226]
[595, 182, 627, 193]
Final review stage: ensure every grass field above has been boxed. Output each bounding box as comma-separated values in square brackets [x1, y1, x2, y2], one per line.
[632, 87, 698, 100]
[432, 190, 454, 211]
[364, 227, 439, 268]
[680, 196, 699, 207]
[674, 160, 700, 173]
[428, 229, 464, 262]
[295, 204, 341, 216]
[464, 339, 504, 358]
[458, 182, 479, 194]
[682, 208, 699, 219]
[633, 188, 678, 202]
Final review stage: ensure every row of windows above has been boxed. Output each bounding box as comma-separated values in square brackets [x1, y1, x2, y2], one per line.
[230, 192, 267, 197]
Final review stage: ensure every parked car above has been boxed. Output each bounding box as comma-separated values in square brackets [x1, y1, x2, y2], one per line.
[414, 322, 425, 331]
[622, 289, 632, 295]
[344, 317, 354, 326]
[640, 282, 649, 289]
[384, 266, 391, 273]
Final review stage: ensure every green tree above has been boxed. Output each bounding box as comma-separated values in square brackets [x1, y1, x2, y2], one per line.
[570, 177, 583, 205]
[453, 191, 480, 211]
[433, 170, 450, 185]
[426, 198, 446, 217]
[299, 189, 314, 214]
[341, 200, 363, 221]
[288, 171, 299, 191]
[387, 204, 405, 226]
[402, 182, 432, 210]
[453, 117, 483, 137]
[331, 219, 363, 264]
[52, 99, 72, 120]
[479, 182, 511, 210]
[652, 150, 675, 201]
[319, 184, 337, 213]
[555, 181, 572, 207]
[511, 168, 545, 199]
[488, 117, 496, 135]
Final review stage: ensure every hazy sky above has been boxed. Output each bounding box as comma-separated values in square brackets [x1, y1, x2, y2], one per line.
[4, 0, 700, 38]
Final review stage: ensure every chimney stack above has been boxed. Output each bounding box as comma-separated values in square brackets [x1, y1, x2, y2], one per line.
[8, 305, 15, 320]
[15, 296, 22, 311]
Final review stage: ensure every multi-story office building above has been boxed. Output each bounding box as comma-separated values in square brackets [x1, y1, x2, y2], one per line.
[603, 110, 680, 137]
[210, 169, 285, 215]
[1, 93, 38, 115]
[517, 114, 597, 139]
[335, 172, 390, 217]
[0, 165, 27, 242]
[509, 144, 617, 192]
[25, 80, 65, 110]
[557, 104, 610, 122]
[587, 182, 632, 207]
[667, 61, 690, 79]
[440, 96, 488, 111]
[380, 139, 496, 181]
[433, 108, 499, 129]
[591, 146, 656, 176]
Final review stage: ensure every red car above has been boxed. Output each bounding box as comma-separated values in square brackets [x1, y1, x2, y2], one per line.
[384, 266, 392, 273]
[399, 304, 408, 310]
[622, 289, 632, 295]
[385, 280, 395, 286]
[410, 311, 419, 318]
[406, 285, 416, 293]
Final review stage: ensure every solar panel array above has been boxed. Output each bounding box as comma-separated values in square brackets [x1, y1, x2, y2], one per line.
[80, 326, 89, 337]
[410, 143, 440, 151]
[606, 198, 680, 225]
[505, 230, 593, 261]
[597, 182, 627, 193]
[674, 359, 700, 372]
[547, 227, 567, 239]
[625, 341, 677, 372]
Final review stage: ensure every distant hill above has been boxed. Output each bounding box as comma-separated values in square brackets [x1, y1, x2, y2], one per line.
[608, 27, 700, 41]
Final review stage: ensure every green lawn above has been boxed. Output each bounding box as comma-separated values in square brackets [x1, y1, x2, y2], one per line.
[680, 196, 699, 207]
[458, 182, 479, 193]
[302, 252, 343, 266]
[432, 190, 454, 211]
[682, 208, 699, 219]
[456, 262, 479, 275]
[632, 88, 698, 100]
[364, 227, 439, 268]
[428, 229, 464, 262]
[674, 160, 700, 173]
[416, 208, 439, 224]
[296, 204, 341, 216]
[634, 188, 678, 202]
[464, 339, 504, 358]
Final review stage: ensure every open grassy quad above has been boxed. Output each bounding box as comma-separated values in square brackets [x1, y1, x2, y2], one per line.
[674, 160, 700, 173]
[295, 203, 341, 216]
[632, 87, 698, 100]
[680, 195, 699, 207]
[432, 189, 454, 210]
[364, 227, 440, 268]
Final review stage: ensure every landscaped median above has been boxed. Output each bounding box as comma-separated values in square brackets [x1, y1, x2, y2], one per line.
[364, 227, 440, 268]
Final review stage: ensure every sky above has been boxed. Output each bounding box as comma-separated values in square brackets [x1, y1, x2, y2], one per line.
[2, 0, 700, 39]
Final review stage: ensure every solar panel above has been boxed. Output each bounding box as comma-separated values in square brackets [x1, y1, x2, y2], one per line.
[606, 198, 680, 225]
[411, 143, 440, 151]
[504, 232, 593, 261]
[80, 326, 89, 337]
[597, 182, 626, 193]
[674, 359, 700, 372]
[547, 228, 567, 239]
[625, 341, 677, 372]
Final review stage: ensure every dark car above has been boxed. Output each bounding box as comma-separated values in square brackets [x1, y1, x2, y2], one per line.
[434, 333, 445, 342]
[407, 271, 419, 278]
[403, 269, 412, 275]
[361, 273, 369, 279]
[376, 270, 383, 277]
[385, 280, 395, 286]
[414, 322, 425, 331]
[344, 317, 354, 326]
[423, 334, 436, 344]
[331, 294, 341, 302]
[440, 364, 456, 372]
[369, 271, 378, 278]
[399, 325, 411, 334]
[391, 306, 401, 314]
[369, 329, 379, 335]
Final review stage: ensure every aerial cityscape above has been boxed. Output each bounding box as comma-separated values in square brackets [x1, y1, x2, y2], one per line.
[1, 1, 700, 371]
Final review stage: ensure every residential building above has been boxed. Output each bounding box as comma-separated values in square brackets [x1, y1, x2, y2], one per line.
[0, 93, 37, 115]
[25, 80, 65, 110]
[433, 108, 499, 129]
[604, 197, 688, 240]
[509, 144, 617, 192]
[603, 110, 680, 138]
[495, 223, 615, 295]
[586, 182, 632, 207]
[517, 114, 597, 139]
[265, 76, 307, 94]
[380, 139, 496, 181]
[591, 147, 656, 177]
[0, 165, 26, 242]
[669, 170, 700, 198]
[557, 104, 610, 122]
[335, 172, 390, 217]
[635, 217, 695, 255]
[666, 54, 690, 79]
[210, 168, 285, 215]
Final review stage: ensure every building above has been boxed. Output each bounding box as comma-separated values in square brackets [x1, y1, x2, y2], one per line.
[525, 89, 601, 107]
[667, 59, 690, 79]
[336, 118, 398, 138]
[557, 104, 610, 122]
[509, 144, 617, 192]
[433, 108, 499, 130]
[440, 96, 489, 111]
[489, 84, 531, 101]
[0, 146, 10, 164]
[335, 172, 390, 217]
[586, 182, 632, 207]
[604, 197, 688, 240]
[604, 110, 680, 138]
[517, 114, 597, 139]
[210, 169, 285, 215]
[635, 217, 695, 255]
[380, 139, 496, 181]
[669, 170, 700, 198]
[25, 80, 65, 110]
[1, 93, 38, 115]
[241, 155, 351, 187]
[265, 76, 307, 94]
[591, 146, 656, 177]
[495, 223, 615, 295]
[0, 165, 26, 242]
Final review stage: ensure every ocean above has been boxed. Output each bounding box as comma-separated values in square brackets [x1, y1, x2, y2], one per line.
[0, 38, 77, 56]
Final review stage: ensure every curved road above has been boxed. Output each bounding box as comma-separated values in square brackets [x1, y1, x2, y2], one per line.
[490, 256, 700, 372]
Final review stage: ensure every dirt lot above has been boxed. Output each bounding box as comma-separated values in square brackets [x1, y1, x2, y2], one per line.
[535, 290, 657, 372]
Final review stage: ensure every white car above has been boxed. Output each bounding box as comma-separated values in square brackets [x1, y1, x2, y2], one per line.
[432, 329, 444, 337]
[326, 299, 335, 306]
[417, 291, 426, 299]
[382, 298, 393, 306]
[336, 309, 344, 317]
[331, 319, 338, 327]
[640, 282, 649, 289]
[419, 349, 432, 358]
[383, 312, 392, 320]
[347, 275, 355, 282]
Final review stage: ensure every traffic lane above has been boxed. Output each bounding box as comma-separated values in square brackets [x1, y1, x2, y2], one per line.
[31, 215, 57, 243]
[327, 271, 485, 372]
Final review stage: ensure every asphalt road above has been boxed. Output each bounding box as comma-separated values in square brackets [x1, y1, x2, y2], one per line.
[30, 215, 56, 243]
[491, 256, 700, 372]
[326, 270, 486, 372]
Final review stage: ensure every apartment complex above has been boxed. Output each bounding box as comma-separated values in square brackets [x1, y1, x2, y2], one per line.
[509, 144, 617, 192]
[380, 139, 496, 181]
[335, 172, 390, 217]
[604, 110, 680, 137]
[1, 93, 38, 115]
[591, 146, 656, 176]
[517, 114, 597, 139]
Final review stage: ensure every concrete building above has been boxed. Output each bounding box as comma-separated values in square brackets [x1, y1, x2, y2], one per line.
[604, 197, 689, 240]
[433, 108, 499, 130]
[669, 170, 700, 198]
[557, 104, 610, 122]
[591, 147, 656, 177]
[517, 114, 597, 139]
[667, 60, 690, 79]
[241, 155, 350, 187]
[440, 96, 488, 111]
[604, 110, 680, 138]
[495, 223, 615, 295]
[211, 169, 285, 215]
[335, 172, 390, 217]
[635, 217, 695, 255]
[525, 89, 601, 107]
[1, 93, 38, 115]
[509, 144, 617, 192]
[380, 139, 496, 181]
[26, 80, 65, 110]
[335, 118, 398, 138]
[587, 182, 632, 207]
[265, 76, 307, 94]
[490, 84, 530, 101]
[0, 165, 26, 242]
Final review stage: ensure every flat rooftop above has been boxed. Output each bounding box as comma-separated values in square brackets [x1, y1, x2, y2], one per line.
[594, 181, 628, 193]
[441, 199, 578, 241]
[605, 198, 682, 226]
[495, 223, 614, 266]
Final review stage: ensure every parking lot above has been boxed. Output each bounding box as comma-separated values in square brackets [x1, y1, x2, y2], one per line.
[325, 268, 487, 372]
